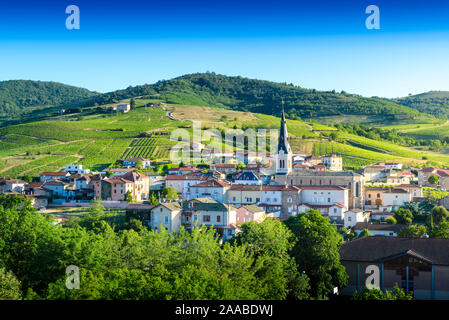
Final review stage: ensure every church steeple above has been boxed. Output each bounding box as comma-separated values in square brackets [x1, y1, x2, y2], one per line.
[276, 99, 292, 175]
[278, 100, 291, 154]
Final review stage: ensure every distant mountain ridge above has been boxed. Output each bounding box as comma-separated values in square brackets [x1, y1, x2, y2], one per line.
[0, 80, 98, 116]
[393, 91, 449, 118]
[1, 74, 447, 125]
[67, 72, 430, 122]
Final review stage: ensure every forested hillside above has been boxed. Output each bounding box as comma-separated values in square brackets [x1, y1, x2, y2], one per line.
[394, 91, 449, 118]
[0, 80, 98, 117]
[67, 73, 428, 121]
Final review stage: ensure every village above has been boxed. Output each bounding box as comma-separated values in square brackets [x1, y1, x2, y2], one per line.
[2, 106, 449, 299]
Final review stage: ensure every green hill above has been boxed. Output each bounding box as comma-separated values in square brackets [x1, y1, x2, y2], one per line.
[68, 73, 429, 122]
[393, 91, 449, 118]
[0, 80, 98, 124]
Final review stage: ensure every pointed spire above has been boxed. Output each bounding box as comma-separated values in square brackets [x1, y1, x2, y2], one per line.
[281, 99, 286, 122]
[277, 98, 291, 154]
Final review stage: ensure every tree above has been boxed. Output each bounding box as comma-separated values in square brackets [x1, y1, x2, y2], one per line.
[386, 217, 397, 224]
[428, 174, 439, 186]
[352, 284, 412, 300]
[130, 98, 136, 109]
[0, 268, 22, 300]
[134, 160, 144, 170]
[22, 174, 33, 183]
[398, 224, 427, 238]
[235, 218, 310, 300]
[429, 221, 449, 238]
[358, 229, 371, 238]
[284, 210, 348, 299]
[161, 187, 178, 201]
[124, 191, 133, 203]
[394, 208, 413, 225]
[149, 191, 160, 205]
[428, 206, 449, 226]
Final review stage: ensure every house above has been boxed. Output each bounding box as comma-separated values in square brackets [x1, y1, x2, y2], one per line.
[365, 186, 412, 212]
[41, 180, 73, 199]
[274, 171, 364, 209]
[187, 179, 230, 203]
[150, 202, 182, 232]
[259, 185, 284, 215]
[122, 157, 151, 169]
[304, 155, 322, 166]
[0, 179, 27, 193]
[210, 163, 238, 175]
[24, 194, 48, 209]
[148, 174, 165, 191]
[236, 205, 266, 224]
[94, 177, 134, 201]
[352, 222, 408, 237]
[384, 162, 403, 170]
[298, 203, 346, 226]
[370, 211, 395, 222]
[398, 184, 423, 198]
[120, 171, 150, 201]
[117, 103, 131, 113]
[418, 167, 449, 189]
[383, 187, 412, 211]
[40, 172, 70, 182]
[281, 185, 302, 218]
[299, 186, 349, 210]
[363, 165, 390, 182]
[105, 168, 135, 176]
[344, 209, 369, 228]
[233, 170, 262, 186]
[181, 198, 238, 241]
[164, 174, 206, 198]
[339, 237, 449, 299]
[64, 164, 90, 174]
[321, 154, 343, 171]
[386, 172, 413, 185]
[227, 184, 262, 206]
[168, 165, 202, 175]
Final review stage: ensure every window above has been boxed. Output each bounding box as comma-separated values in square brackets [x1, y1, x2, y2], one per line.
[164, 216, 169, 224]
[348, 217, 352, 221]
[203, 215, 211, 222]
[217, 216, 221, 223]
[328, 198, 331, 203]
[154, 216, 158, 223]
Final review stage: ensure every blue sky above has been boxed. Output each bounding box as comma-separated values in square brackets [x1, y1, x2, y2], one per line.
[0, 0, 449, 98]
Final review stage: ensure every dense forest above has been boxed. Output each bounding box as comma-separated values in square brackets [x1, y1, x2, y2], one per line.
[0, 80, 98, 119]
[393, 91, 449, 118]
[66, 73, 428, 121]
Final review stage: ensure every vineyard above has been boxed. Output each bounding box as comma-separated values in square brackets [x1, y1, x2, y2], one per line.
[122, 137, 176, 160]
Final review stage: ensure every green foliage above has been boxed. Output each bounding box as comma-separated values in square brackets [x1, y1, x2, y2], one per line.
[161, 186, 178, 201]
[358, 229, 371, 238]
[352, 284, 413, 300]
[124, 191, 133, 203]
[398, 224, 427, 238]
[235, 218, 310, 300]
[284, 210, 348, 299]
[394, 208, 414, 225]
[386, 217, 397, 224]
[428, 174, 439, 185]
[0, 268, 22, 300]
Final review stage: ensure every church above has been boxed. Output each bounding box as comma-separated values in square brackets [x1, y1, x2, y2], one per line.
[274, 102, 364, 209]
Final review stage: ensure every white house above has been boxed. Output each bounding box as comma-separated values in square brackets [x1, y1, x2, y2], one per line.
[344, 209, 370, 228]
[40, 172, 70, 182]
[383, 188, 412, 211]
[187, 179, 230, 203]
[117, 104, 131, 113]
[321, 155, 343, 171]
[150, 202, 182, 232]
[65, 164, 90, 174]
[164, 175, 206, 198]
[299, 186, 349, 210]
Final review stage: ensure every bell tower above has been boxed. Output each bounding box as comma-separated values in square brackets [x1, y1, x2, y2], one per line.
[276, 100, 292, 175]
